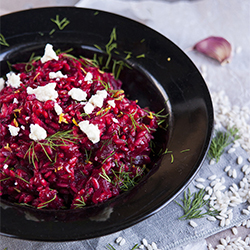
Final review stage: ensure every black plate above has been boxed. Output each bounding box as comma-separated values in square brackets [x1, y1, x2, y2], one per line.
[0, 7, 213, 241]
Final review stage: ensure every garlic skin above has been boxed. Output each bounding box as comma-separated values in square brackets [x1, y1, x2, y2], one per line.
[193, 36, 232, 65]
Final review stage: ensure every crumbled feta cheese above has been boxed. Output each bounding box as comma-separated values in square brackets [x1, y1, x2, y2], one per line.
[29, 124, 47, 141]
[40, 44, 59, 63]
[84, 102, 95, 114]
[27, 82, 58, 102]
[54, 103, 63, 115]
[96, 89, 108, 99]
[0, 77, 5, 91]
[21, 125, 25, 130]
[49, 71, 67, 79]
[68, 88, 87, 101]
[13, 98, 18, 104]
[107, 100, 116, 108]
[84, 72, 93, 83]
[3, 164, 8, 170]
[8, 124, 20, 136]
[78, 120, 100, 144]
[6, 72, 22, 88]
[89, 94, 104, 108]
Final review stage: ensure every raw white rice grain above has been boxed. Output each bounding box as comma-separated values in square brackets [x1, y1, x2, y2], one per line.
[139, 245, 144, 249]
[142, 239, 148, 247]
[216, 244, 225, 250]
[189, 220, 198, 228]
[242, 164, 249, 172]
[203, 194, 210, 200]
[237, 156, 243, 165]
[227, 148, 236, 154]
[246, 220, 250, 228]
[220, 238, 227, 246]
[232, 183, 239, 191]
[151, 242, 158, 250]
[220, 218, 226, 227]
[232, 227, 238, 235]
[232, 169, 237, 179]
[224, 165, 231, 172]
[115, 236, 123, 244]
[195, 183, 205, 189]
[228, 169, 233, 177]
[147, 245, 153, 250]
[208, 174, 217, 180]
[119, 238, 126, 246]
[245, 167, 250, 175]
[209, 159, 216, 165]
[207, 216, 216, 222]
[196, 177, 205, 182]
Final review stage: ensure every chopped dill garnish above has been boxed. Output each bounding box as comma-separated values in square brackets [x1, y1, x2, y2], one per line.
[74, 197, 86, 209]
[106, 243, 116, 250]
[208, 126, 240, 162]
[175, 188, 219, 220]
[180, 149, 190, 153]
[24, 130, 79, 168]
[136, 54, 145, 58]
[99, 168, 112, 183]
[0, 33, 9, 47]
[49, 29, 56, 35]
[38, 193, 57, 209]
[131, 244, 139, 250]
[51, 15, 70, 30]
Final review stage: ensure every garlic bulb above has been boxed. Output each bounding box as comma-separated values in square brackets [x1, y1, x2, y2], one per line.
[193, 36, 232, 65]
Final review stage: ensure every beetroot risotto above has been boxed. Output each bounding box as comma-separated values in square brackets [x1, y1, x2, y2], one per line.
[0, 44, 162, 209]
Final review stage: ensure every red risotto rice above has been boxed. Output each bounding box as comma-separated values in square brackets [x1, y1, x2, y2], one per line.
[0, 44, 159, 209]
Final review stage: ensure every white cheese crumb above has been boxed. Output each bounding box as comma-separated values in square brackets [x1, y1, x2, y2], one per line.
[27, 82, 58, 102]
[49, 71, 67, 79]
[54, 103, 63, 115]
[29, 124, 47, 141]
[84, 102, 95, 114]
[89, 94, 104, 108]
[8, 124, 20, 136]
[3, 164, 8, 170]
[6, 72, 22, 88]
[0, 77, 5, 91]
[40, 43, 59, 63]
[96, 89, 108, 99]
[13, 98, 18, 104]
[78, 120, 100, 144]
[84, 72, 93, 83]
[89, 90, 108, 108]
[21, 125, 25, 130]
[107, 100, 116, 108]
[68, 88, 87, 102]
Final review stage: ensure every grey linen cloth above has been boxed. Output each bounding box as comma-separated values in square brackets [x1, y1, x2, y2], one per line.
[1, 0, 250, 249]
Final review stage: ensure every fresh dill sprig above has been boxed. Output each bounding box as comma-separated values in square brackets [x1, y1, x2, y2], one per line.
[175, 188, 219, 220]
[37, 194, 57, 209]
[74, 197, 86, 209]
[0, 33, 9, 47]
[106, 244, 116, 250]
[208, 126, 240, 162]
[24, 130, 79, 168]
[99, 168, 112, 183]
[51, 15, 70, 30]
